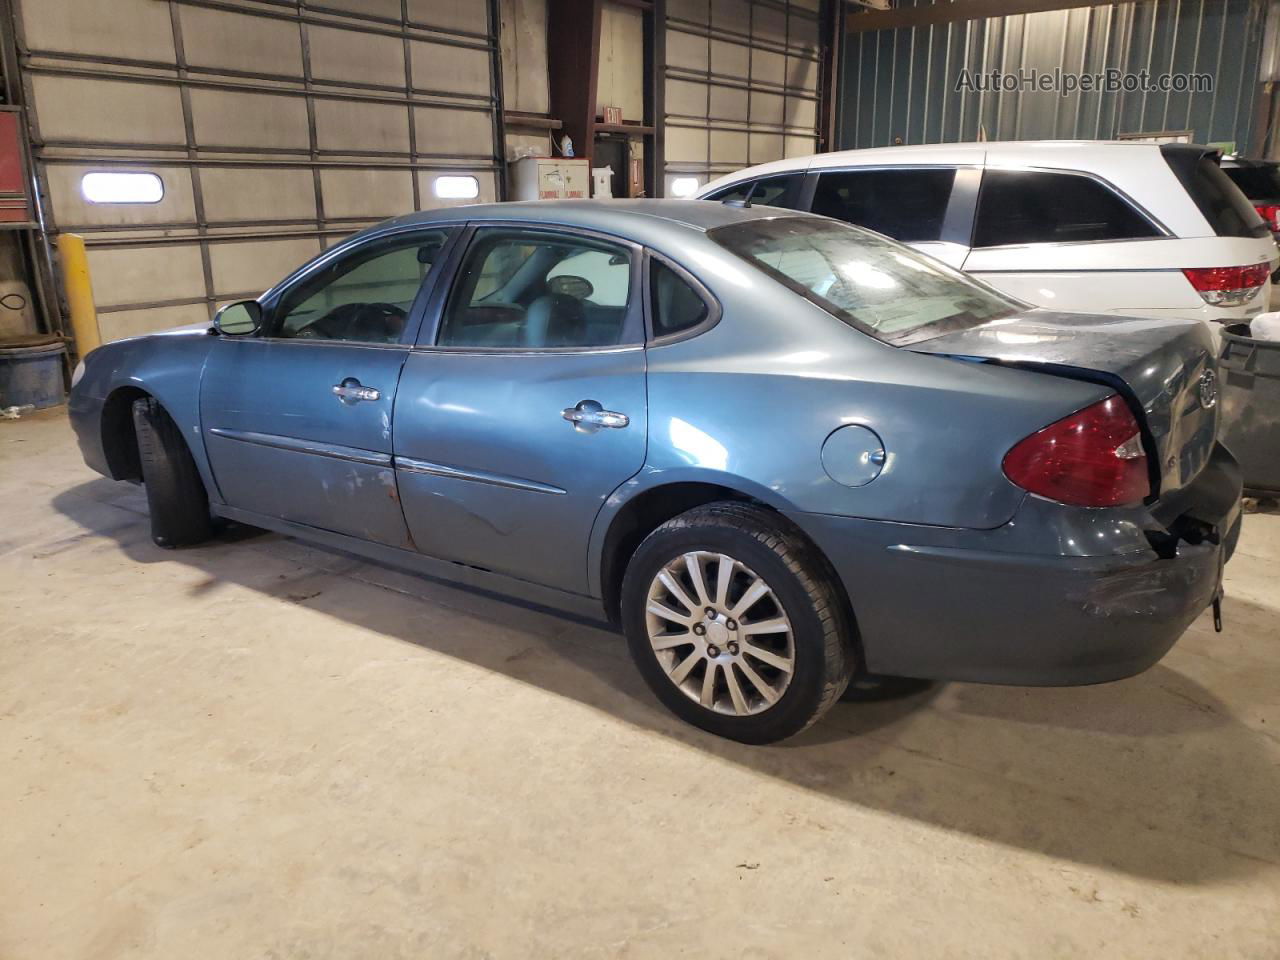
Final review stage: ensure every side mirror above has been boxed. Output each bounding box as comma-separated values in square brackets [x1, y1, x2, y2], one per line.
[214, 300, 262, 336]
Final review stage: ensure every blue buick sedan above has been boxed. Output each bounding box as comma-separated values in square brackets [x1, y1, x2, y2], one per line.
[69, 200, 1240, 742]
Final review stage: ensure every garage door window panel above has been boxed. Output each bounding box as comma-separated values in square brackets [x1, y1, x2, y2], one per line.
[271, 230, 452, 344]
[810, 168, 957, 243]
[973, 170, 1161, 248]
[437, 229, 638, 349]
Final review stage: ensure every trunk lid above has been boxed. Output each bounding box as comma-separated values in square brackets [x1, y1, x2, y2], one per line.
[912, 309, 1220, 500]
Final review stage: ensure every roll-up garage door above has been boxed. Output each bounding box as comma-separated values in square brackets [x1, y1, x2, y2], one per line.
[663, 0, 820, 195]
[13, 0, 502, 342]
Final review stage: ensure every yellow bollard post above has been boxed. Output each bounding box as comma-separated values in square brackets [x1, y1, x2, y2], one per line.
[57, 233, 101, 356]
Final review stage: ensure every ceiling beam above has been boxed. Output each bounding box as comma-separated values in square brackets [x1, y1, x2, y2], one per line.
[846, 0, 1142, 34]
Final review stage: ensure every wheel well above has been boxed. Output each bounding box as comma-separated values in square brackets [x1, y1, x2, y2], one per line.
[100, 387, 149, 481]
[600, 483, 863, 664]
[600, 483, 750, 622]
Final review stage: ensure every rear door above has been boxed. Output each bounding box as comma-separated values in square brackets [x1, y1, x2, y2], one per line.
[805, 166, 973, 267]
[200, 227, 456, 547]
[392, 224, 647, 595]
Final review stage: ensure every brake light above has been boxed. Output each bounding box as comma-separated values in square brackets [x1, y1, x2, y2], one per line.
[1254, 203, 1280, 231]
[1182, 263, 1271, 306]
[1002, 395, 1149, 507]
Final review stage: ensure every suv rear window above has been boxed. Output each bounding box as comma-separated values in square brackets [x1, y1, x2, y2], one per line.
[1222, 163, 1280, 201]
[1162, 146, 1270, 238]
[973, 169, 1161, 247]
[710, 217, 1019, 346]
[810, 168, 956, 242]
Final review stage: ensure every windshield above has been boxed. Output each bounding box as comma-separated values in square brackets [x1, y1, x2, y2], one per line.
[710, 217, 1021, 345]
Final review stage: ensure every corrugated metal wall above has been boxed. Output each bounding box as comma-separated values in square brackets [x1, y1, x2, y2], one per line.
[841, 0, 1267, 150]
[664, 0, 821, 193]
[15, 0, 503, 342]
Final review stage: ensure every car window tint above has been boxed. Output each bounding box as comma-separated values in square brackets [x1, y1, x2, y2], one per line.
[973, 170, 1160, 247]
[650, 259, 708, 338]
[705, 181, 754, 203]
[703, 174, 799, 209]
[1164, 152, 1270, 239]
[272, 229, 451, 343]
[438, 229, 633, 348]
[810, 168, 956, 242]
[1222, 163, 1280, 200]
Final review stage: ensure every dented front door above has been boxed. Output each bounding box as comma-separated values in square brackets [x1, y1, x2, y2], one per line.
[200, 337, 414, 547]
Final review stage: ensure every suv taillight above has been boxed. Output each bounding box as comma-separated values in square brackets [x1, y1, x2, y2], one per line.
[1002, 396, 1150, 507]
[1182, 263, 1271, 306]
[1254, 203, 1280, 231]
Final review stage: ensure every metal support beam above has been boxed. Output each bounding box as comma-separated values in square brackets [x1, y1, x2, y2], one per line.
[846, 0, 1147, 34]
[547, 0, 603, 169]
[819, 0, 843, 150]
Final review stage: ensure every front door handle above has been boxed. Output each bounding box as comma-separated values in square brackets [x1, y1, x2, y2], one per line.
[333, 377, 380, 404]
[562, 399, 629, 430]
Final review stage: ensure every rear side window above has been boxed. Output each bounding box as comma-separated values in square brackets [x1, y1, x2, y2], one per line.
[810, 168, 956, 242]
[703, 174, 800, 209]
[650, 259, 709, 338]
[973, 170, 1161, 247]
[1164, 148, 1271, 238]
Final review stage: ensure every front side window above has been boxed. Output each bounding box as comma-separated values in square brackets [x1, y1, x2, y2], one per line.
[704, 174, 800, 209]
[973, 169, 1161, 247]
[711, 216, 1019, 345]
[810, 168, 957, 243]
[438, 228, 634, 348]
[272, 229, 452, 343]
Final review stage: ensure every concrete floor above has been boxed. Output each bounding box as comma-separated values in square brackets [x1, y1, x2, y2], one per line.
[2, 408, 1279, 960]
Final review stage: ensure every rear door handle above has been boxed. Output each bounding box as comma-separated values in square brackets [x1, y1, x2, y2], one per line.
[562, 399, 629, 429]
[333, 377, 380, 404]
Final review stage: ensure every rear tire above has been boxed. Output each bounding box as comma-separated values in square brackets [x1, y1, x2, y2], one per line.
[132, 397, 213, 548]
[620, 502, 855, 744]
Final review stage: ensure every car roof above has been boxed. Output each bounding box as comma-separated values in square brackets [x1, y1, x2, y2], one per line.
[700, 139, 1176, 189]
[369, 198, 784, 237]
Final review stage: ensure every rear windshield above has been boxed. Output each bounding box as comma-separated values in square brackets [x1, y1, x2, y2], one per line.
[710, 217, 1021, 345]
[1162, 147, 1270, 238]
[1222, 163, 1280, 201]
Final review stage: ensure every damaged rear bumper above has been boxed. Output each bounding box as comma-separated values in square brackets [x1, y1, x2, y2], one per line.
[789, 447, 1243, 686]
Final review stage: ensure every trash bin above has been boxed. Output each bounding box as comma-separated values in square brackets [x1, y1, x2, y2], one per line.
[1219, 324, 1280, 497]
[0, 335, 67, 411]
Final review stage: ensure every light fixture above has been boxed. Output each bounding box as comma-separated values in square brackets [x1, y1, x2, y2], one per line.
[434, 175, 479, 199]
[81, 171, 164, 204]
[670, 177, 700, 198]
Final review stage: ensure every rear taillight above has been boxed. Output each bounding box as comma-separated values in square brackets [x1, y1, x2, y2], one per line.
[1182, 263, 1271, 306]
[1254, 203, 1280, 231]
[1002, 395, 1150, 507]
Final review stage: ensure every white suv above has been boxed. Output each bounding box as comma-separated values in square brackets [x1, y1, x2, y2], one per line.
[698, 141, 1279, 326]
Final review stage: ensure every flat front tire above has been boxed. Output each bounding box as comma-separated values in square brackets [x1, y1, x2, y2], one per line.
[132, 397, 213, 548]
[621, 502, 855, 744]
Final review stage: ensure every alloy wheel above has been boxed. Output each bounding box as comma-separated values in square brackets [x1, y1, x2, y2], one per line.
[644, 551, 795, 716]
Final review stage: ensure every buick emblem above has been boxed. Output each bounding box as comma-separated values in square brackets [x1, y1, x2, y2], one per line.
[1199, 369, 1218, 409]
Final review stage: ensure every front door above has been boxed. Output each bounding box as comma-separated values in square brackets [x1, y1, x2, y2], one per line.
[393, 224, 647, 594]
[200, 227, 455, 547]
